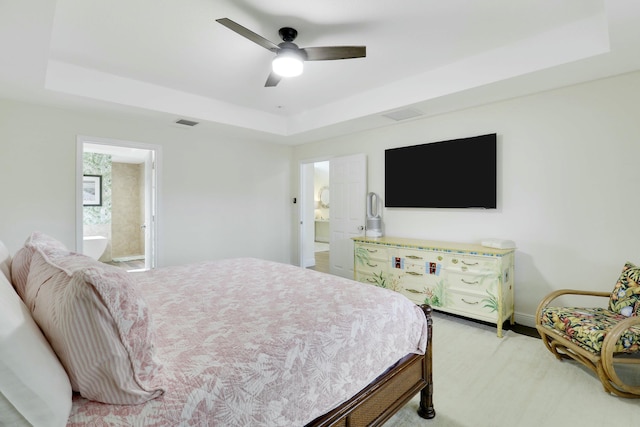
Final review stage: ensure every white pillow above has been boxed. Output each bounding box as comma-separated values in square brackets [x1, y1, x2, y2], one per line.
[0, 268, 72, 427]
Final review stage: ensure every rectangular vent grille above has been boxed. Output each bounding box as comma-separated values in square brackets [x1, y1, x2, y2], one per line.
[382, 108, 424, 122]
[175, 119, 199, 127]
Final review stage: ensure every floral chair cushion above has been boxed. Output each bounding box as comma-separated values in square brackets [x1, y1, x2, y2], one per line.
[539, 307, 640, 354]
[609, 262, 640, 317]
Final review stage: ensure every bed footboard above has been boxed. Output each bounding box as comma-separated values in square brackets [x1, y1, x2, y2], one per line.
[306, 304, 435, 426]
[418, 304, 435, 420]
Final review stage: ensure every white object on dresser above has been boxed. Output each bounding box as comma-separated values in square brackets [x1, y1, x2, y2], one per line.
[481, 238, 516, 249]
[353, 236, 515, 337]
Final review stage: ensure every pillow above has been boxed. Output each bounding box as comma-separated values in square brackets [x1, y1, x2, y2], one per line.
[9, 245, 32, 299]
[0, 240, 10, 282]
[26, 249, 165, 404]
[11, 231, 69, 299]
[609, 262, 640, 317]
[0, 266, 72, 427]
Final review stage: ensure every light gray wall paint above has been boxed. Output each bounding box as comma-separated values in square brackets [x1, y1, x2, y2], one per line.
[291, 71, 640, 326]
[2, 71, 639, 325]
[0, 100, 293, 266]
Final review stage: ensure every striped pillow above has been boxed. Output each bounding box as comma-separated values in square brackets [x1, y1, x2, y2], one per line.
[11, 231, 69, 299]
[26, 249, 165, 404]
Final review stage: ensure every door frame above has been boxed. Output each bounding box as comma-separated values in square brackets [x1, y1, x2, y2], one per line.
[298, 157, 331, 268]
[76, 135, 161, 269]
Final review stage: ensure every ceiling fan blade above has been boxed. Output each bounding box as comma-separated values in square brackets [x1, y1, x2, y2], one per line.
[216, 18, 279, 52]
[265, 72, 282, 87]
[301, 46, 366, 61]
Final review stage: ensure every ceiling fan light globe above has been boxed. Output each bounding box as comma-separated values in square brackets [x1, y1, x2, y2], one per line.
[272, 55, 303, 77]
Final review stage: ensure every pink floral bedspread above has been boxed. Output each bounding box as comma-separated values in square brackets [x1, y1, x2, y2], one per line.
[67, 258, 428, 426]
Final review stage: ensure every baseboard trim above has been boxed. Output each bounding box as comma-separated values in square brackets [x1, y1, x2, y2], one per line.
[112, 255, 144, 262]
[514, 311, 536, 328]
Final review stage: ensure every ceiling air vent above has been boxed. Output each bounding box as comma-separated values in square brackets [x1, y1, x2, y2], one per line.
[175, 119, 199, 127]
[382, 108, 424, 122]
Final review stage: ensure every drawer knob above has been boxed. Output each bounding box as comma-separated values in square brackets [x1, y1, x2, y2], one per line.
[366, 262, 378, 267]
[406, 271, 423, 276]
[406, 255, 423, 260]
[462, 298, 479, 305]
[461, 279, 479, 285]
[462, 260, 479, 266]
[366, 249, 378, 253]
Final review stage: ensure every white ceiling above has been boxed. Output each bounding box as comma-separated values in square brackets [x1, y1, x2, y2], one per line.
[1, 0, 640, 144]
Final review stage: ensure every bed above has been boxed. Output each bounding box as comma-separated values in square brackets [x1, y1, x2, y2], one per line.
[1, 232, 434, 426]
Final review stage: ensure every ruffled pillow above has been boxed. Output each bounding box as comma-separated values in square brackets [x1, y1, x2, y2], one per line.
[10, 231, 69, 299]
[23, 240, 164, 404]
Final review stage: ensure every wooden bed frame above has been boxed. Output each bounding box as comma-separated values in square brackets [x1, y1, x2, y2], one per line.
[307, 304, 435, 426]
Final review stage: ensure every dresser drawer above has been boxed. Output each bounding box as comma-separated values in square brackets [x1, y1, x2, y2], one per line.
[397, 274, 447, 309]
[356, 244, 388, 262]
[397, 274, 427, 296]
[356, 269, 388, 286]
[398, 287, 427, 306]
[357, 258, 388, 275]
[396, 248, 445, 263]
[447, 270, 497, 293]
[448, 289, 498, 322]
[446, 254, 500, 274]
[392, 248, 446, 275]
[355, 244, 389, 273]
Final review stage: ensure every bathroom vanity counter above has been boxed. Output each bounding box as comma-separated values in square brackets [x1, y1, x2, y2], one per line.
[314, 220, 329, 243]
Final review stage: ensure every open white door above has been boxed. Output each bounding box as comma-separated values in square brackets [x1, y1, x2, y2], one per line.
[143, 150, 156, 269]
[298, 162, 316, 268]
[329, 154, 366, 279]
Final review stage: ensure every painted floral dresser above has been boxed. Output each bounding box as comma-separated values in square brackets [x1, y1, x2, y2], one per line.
[353, 236, 515, 337]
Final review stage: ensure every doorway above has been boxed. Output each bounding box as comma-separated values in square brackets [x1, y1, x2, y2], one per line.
[299, 161, 330, 272]
[312, 161, 330, 273]
[299, 154, 366, 278]
[76, 136, 160, 271]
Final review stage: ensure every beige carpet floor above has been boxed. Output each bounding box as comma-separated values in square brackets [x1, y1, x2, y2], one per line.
[386, 312, 640, 427]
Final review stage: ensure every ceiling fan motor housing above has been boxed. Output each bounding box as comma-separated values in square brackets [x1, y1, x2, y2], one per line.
[279, 27, 298, 42]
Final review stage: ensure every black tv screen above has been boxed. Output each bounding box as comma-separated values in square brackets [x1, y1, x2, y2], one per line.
[385, 133, 497, 209]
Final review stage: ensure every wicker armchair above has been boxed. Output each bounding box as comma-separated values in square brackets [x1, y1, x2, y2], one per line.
[535, 262, 640, 398]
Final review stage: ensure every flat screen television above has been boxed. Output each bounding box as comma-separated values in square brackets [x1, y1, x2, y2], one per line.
[385, 133, 497, 209]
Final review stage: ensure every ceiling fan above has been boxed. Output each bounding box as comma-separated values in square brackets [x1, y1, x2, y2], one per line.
[216, 18, 366, 87]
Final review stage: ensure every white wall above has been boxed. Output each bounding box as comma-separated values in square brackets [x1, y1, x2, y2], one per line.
[3, 71, 640, 325]
[291, 71, 640, 326]
[0, 99, 293, 267]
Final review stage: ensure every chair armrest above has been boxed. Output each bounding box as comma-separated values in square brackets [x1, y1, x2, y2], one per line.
[535, 289, 611, 326]
[602, 315, 640, 353]
[602, 315, 640, 392]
